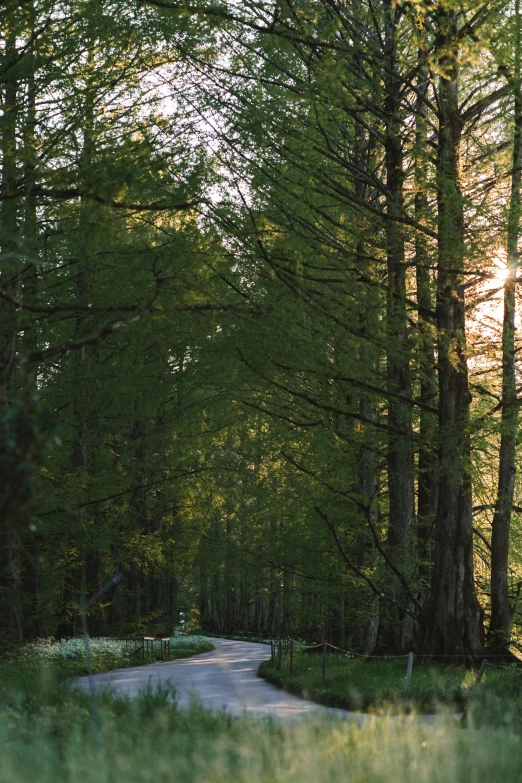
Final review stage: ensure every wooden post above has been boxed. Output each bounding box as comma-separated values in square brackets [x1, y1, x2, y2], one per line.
[278, 640, 282, 669]
[144, 636, 154, 660]
[159, 638, 170, 660]
[461, 659, 488, 722]
[322, 640, 327, 682]
[473, 658, 488, 689]
[290, 637, 294, 674]
[404, 652, 414, 700]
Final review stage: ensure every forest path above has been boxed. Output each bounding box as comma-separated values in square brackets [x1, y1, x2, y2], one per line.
[74, 637, 459, 723]
[74, 636, 367, 721]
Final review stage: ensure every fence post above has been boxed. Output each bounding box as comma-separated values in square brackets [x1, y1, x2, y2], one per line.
[290, 637, 294, 674]
[461, 659, 488, 722]
[469, 658, 488, 695]
[278, 640, 282, 669]
[79, 593, 100, 744]
[322, 640, 327, 682]
[404, 652, 414, 700]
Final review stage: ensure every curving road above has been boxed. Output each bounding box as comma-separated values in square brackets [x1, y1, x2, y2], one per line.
[74, 637, 367, 722]
[74, 637, 461, 723]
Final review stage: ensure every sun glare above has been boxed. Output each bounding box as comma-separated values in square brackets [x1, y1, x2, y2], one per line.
[492, 265, 511, 287]
[468, 251, 521, 357]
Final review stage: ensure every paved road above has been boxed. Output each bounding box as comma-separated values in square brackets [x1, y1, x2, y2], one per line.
[74, 637, 461, 723]
[74, 637, 367, 722]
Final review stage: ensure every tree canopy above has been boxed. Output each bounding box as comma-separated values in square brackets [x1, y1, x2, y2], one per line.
[2, 0, 522, 661]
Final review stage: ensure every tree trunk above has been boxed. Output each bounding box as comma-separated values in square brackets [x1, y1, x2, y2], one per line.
[488, 1, 522, 649]
[423, 8, 484, 658]
[382, 0, 415, 652]
[414, 45, 438, 594]
[351, 76, 381, 654]
[355, 396, 380, 653]
[0, 14, 22, 643]
[19, 1, 43, 640]
[0, 15, 19, 400]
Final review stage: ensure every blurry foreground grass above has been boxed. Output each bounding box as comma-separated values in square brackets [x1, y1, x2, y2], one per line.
[261, 653, 522, 723]
[1, 659, 522, 783]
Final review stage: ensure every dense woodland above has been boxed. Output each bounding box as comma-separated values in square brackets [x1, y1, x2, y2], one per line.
[2, 0, 522, 660]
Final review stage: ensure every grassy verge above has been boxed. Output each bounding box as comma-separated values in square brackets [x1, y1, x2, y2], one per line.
[164, 635, 215, 660]
[260, 653, 522, 723]
[1, 662, 522, 783]
[10, 635, 214, 680]
[195, 630, 272, 644]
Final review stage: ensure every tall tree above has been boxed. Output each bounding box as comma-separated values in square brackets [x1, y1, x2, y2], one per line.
[488, 0, 522, 650]
[422, 3, 484, 658]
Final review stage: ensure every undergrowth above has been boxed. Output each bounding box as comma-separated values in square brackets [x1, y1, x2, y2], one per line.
[260, 653, 522, 724]
[9, 635, 214, 678]
[1, 661, 522, 783]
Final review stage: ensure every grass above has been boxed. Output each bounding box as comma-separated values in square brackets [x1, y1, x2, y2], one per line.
[195, 630, 273, 644]
[1, 659, 522, 783]
[164, 635, 215, 660]
[11, 635, 214, 678]
[260, 652, 522, 723]
[2, 638, 522, 781]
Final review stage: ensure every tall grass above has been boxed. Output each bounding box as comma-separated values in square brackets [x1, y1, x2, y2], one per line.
[2, 642, 522, 782]
[0, 666, 522, 783]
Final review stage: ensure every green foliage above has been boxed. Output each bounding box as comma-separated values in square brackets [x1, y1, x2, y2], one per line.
[3, 0, 522, 663]
[0, 392, 53, 528]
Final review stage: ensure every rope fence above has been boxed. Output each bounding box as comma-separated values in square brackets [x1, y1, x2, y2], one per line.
[301, 642, 410, 660]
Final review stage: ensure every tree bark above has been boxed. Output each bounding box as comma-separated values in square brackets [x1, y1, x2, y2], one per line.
[0, 11, 21, 643]
[20, 1, 43, 639]
[488, 0, 522, 649]
[423, 8, 484, 658]
[382, 0, 415, 652]
[0, 17, 19, 396]
[414, 45, 438, 592]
